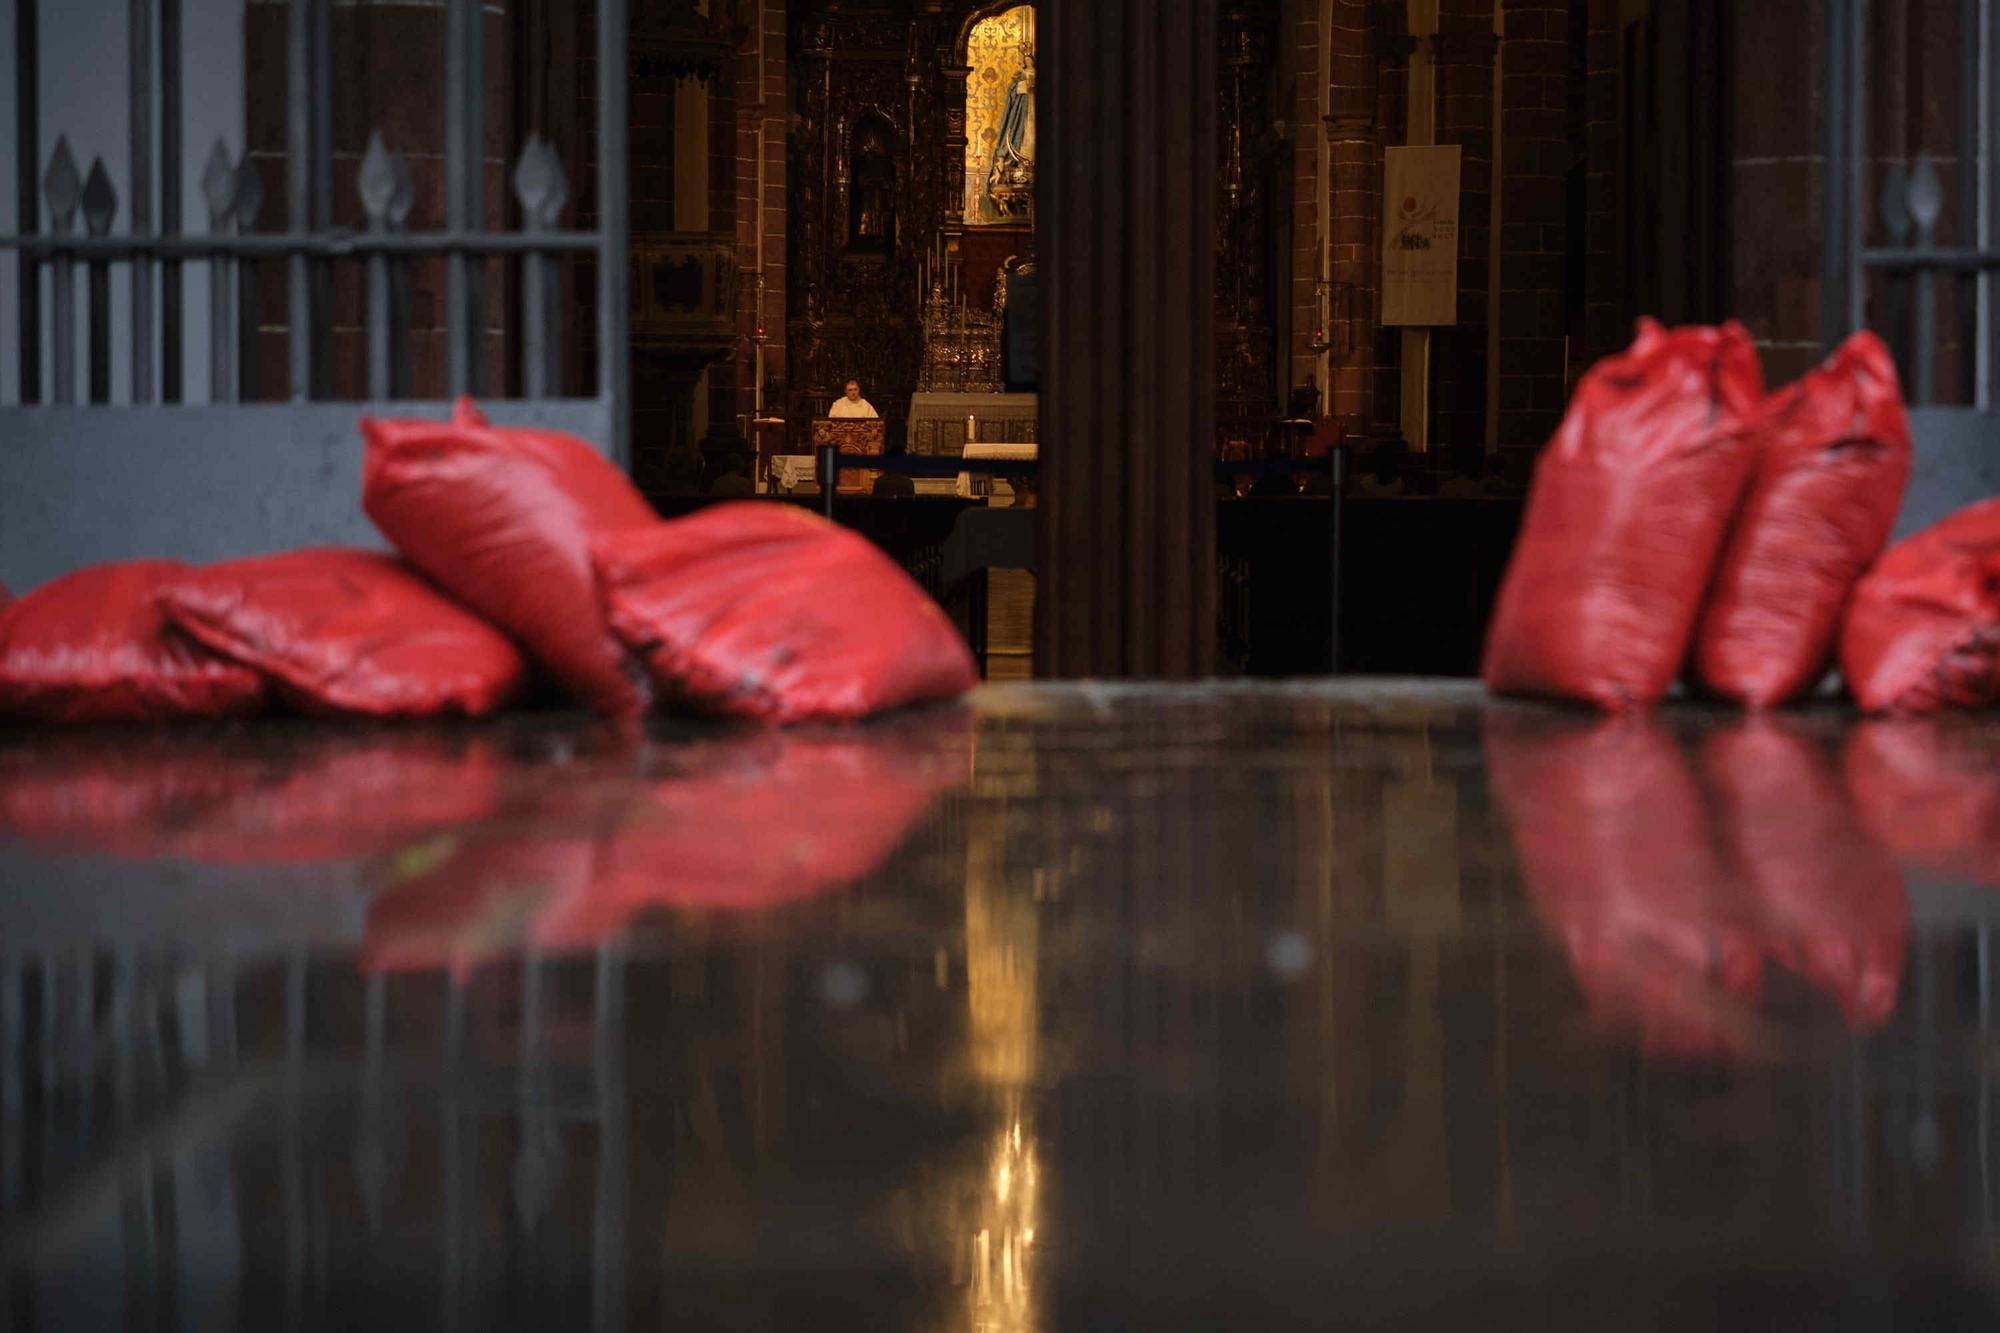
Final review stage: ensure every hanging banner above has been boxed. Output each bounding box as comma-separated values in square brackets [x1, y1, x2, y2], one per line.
[1381, 144, 1462, 327]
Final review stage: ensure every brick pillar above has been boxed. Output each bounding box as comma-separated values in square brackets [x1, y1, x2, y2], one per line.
[1325, 0, 1384, 433]
[733, 0, 786, 428]
[1579, 0, 1619, 370]
[705, 70, 736, 432]
[1287, 1, 1323, 393]
[1496, 0, 1567, 448]
[1430, 6, 1496, 449]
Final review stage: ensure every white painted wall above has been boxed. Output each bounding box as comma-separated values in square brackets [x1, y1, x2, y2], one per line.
[0, 0, 244, 404]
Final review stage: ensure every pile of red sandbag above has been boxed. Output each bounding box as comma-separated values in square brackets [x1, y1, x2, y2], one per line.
[1486, 322, 1996, 715]
[0, 399, 976, 727]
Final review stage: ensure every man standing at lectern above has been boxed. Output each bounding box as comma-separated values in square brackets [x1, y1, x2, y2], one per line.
[829, 379, 879, 419]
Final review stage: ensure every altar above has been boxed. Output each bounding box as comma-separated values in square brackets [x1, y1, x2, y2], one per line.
[907, 391, 1038, 456]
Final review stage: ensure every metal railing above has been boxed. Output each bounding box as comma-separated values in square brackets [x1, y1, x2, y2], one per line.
[3, 0, 629, 459]
[1826, 0, 1999, 409]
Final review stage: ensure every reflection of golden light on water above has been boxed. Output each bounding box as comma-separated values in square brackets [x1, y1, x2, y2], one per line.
[968, 1118, 1040, 1330]
[965, 827, 1036, 1086]
[962, 800, 1042, 1331]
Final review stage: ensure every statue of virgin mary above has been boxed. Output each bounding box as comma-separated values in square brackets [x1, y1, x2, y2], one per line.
[986, 59, 1035, 217]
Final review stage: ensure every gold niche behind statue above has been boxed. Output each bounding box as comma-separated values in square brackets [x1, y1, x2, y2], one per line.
[964, 5, 1035, 228]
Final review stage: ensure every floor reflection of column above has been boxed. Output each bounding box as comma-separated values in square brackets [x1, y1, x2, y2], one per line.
[75, 949, 95, 1155]
[1982, 920, 1993, 1233]
[1352, 721, 1462, 1225]
[962, 789, 1042, 1332]
[443, 974, 469, 1333]
[4, 956, 21, 1214]
[283, 952, 306, 1332]
[592, 944, 627, 1333]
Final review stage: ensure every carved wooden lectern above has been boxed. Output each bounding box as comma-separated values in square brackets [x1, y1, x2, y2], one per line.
[810, 418, 885, 493]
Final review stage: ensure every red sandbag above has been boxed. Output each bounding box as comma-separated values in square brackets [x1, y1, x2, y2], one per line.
[158, 548, 528, 718]
[1483, 320, 1765, 709]
[1845, 719, 2000, 887]
[1839, 497, 2000, 714]
[1693, 331, 1912, 707]
[361, 398, 656, 716]
[0, 561, 268, 723]
[594, 503, 978, 723]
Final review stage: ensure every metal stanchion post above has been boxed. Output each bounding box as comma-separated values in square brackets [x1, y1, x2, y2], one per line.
[817, 442, 839, 521]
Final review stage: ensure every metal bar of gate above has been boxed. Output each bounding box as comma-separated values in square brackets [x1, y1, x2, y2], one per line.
[311, 0, 333, 399]
[130, 0, 154, 403]
[161, 0, 183, 401]
[447, 0, 472, 395]
[1962, 0, 1981, 406]
[0, 231, 606, 257]
[1989, 0, 2000, 404]
[1847, 0, 1867, 337]
[15, 0, 40, 402]
[286, 0, 312, 400]
[598, 0, 630, 466]
[1825, 0, 1854, 351]
[465, 0, 486, 395]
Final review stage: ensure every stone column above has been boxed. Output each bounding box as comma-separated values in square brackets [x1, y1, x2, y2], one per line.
[1495, 0, 1568, 448]
[1037, 0, 1220, 678]
[733, 0, 786, 427]
[1326, 0, 1385, 435]
[1428, 4, 1497, 449]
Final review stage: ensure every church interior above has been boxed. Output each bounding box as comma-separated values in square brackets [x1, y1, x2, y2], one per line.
[5, 0, 2000, 1326]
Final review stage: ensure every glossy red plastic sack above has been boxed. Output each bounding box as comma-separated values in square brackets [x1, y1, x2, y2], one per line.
[158, 548, 528, 718]
[1692, 332, 1912, 707]
[1839, 497, 2000, 714]
[361, 398, 655, 716]
[0, 561, 268, 723]
[1483, 320, 1765, 709]
[594, 503, 978, 723]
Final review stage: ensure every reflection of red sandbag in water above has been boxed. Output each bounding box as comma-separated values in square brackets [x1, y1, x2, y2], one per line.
[0, 561, 269, 723]
[0, 580, 11, 609]
[1483, 320, 1765, 709]
[0, 735, 267, 858]
[594, 503, 978, 723]
[173, 739, 507, 864]
[1484, 710, 1767, 1059]
[158, 548, 529, 718]
[363, 725, 970, 971]
[1693, 332, 1912, 707]
[1701, 722, 1906, 1028]
[361, 398, 656, 716]
[1845, 720, 2000, 887]
[1840, 498, 2000, 714]
[0, 731, 506, 864]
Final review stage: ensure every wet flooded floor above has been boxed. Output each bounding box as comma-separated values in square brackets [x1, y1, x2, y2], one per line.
[3, 681, 2000, 1329]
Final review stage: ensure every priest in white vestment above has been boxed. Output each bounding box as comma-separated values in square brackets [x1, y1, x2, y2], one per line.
[828, 379, 879, 419]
